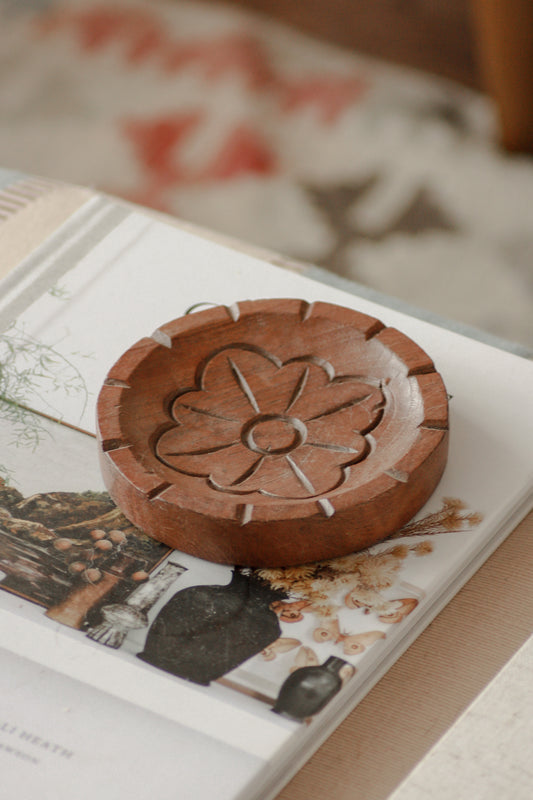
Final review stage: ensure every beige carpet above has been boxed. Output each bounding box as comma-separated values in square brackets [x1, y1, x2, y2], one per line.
[0, 0, 531, 350]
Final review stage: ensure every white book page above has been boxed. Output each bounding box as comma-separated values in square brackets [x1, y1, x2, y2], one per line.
[0, 646, 262, 800]
[1, 208, 532, 793]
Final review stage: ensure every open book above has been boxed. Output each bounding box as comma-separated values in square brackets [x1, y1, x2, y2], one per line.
[1, 194, 532, 800]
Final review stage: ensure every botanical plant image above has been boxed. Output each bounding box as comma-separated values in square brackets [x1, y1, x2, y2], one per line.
[0, 323, 88, 481]
[0, 481, 170, 613]
[388, 497, 484, 538]
[249, 497, 484, 675]
[256, 541, 433, 622]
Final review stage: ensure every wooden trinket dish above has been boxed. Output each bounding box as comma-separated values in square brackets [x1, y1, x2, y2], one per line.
[96, 299, 449, 566]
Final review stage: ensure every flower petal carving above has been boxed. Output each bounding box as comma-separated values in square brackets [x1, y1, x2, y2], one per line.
[154, 344, 386, 500]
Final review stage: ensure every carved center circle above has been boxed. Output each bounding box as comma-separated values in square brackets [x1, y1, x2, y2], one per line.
[241, 414, 307, 456]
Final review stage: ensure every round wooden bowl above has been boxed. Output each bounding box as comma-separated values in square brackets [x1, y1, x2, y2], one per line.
[97, 299, 449, 566]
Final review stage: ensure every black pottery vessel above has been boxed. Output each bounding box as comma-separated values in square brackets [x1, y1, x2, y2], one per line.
[272, 656, 349, 721]
[138, 567, 286, 684]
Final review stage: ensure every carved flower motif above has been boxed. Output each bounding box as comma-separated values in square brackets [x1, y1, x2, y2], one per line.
[155, 345, 385, 500]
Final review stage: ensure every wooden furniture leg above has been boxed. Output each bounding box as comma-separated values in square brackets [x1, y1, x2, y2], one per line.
[471, 0, 533, 152]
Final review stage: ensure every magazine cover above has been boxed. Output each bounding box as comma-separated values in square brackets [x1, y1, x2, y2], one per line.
[1, 204, 532, 799]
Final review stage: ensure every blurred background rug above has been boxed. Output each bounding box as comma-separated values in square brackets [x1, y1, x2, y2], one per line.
[0, 0, 532, 349]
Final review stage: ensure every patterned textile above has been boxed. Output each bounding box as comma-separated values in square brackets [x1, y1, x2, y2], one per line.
[0, 0, 532, 348]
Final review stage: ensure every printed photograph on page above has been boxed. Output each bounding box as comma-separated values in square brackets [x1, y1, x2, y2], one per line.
[0, 411, 484, 725]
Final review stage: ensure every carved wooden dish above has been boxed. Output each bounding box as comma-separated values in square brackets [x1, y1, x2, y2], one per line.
[97, 299, 449, 566]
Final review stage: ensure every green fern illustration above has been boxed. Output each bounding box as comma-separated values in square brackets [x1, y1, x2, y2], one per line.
[0, 323, 88, 481]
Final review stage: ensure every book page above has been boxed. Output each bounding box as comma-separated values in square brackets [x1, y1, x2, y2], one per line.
[1, 204, 532, 798]
[0, 645, 262, 800]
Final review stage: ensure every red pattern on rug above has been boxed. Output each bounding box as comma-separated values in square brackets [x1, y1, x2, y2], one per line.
[278, 76, 367, 123]
[121, 113, 278, 210]
[35, 7, 274, 86]
[33, 3, 366, 208]
[201, 124, 278, 180]
[162, 33, 275, 88]
[35, 5, 368, 109]
[121, 113, 203, 183]
[36, 6, 164, 61]
[2, 0, 530, 348]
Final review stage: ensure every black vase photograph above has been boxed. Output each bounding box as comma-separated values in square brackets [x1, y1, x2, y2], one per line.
[272, 656, 353, 721]
[138, 567, 288, 685]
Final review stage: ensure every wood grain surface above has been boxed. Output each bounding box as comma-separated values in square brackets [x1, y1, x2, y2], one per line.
[97, 299, 448, 565]
[229, 0, 479, 87]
